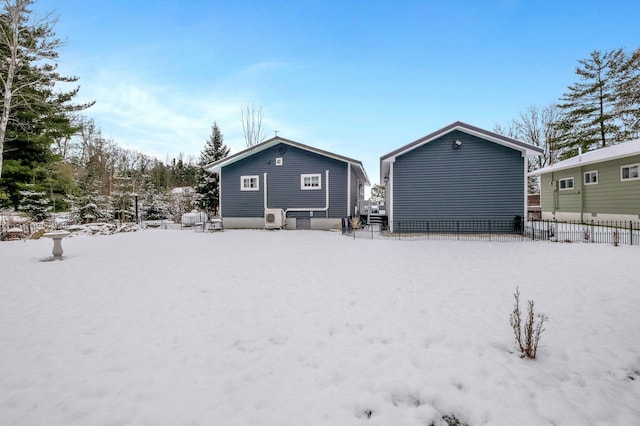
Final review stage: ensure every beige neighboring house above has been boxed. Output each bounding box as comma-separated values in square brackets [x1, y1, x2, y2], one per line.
[529, 139, 640, 222]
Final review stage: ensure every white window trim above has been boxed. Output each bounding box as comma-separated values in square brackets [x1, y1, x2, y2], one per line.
[621, 163, 640, 181]
[240, 175, 259, 191]
[559, 177, 574, 191]
[584, 170, 598, 185]
[300, 173, 321, 190]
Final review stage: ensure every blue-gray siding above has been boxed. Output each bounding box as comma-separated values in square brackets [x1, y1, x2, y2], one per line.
[221, 143, 348, 218]
[393, 130, 524, 230]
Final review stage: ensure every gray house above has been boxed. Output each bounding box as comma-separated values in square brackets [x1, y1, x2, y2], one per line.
[205, 136, 369, 230]
[380, 121, 543, 232]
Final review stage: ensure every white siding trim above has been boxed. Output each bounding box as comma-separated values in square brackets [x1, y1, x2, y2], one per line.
[347, 163, 351, 216]
[389, 161, 394, 232]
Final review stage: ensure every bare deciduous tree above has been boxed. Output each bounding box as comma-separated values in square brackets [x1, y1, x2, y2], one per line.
[241, 103, 266, 147]
[513, 104, 562, 169]
[496, 104, 562, 193]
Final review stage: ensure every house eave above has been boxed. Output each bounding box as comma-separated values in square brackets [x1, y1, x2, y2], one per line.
[529, 139, 640, 176]
[380, 121, 542, 184]
[205, 136, 370, 186]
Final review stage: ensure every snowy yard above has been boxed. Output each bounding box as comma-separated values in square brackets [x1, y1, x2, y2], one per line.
[1, 229, 639, 425]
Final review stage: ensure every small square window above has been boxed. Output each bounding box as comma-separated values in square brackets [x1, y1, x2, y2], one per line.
[301, 173, 321, 190]
[275, 157, 283, 166]
[241, 175, 259, 191]
[584, 170, 598, 185]
[621, 164, 640, 181]
[559, 177, 574, 190]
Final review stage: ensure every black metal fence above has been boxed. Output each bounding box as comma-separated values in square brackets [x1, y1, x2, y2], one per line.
[527, 219, 638, 245]
[385, 219, 527, 242]
[342, 217, 640, 245]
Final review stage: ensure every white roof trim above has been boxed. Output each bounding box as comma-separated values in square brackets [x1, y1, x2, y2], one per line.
[205, 137, 370, 185]
[382, 125, 540, 165]
[379, 121, 543, 183]
[529, 138, 640, 176]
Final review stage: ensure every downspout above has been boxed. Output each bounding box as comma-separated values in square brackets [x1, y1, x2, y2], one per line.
[263, 172, 268, 209]
[578, 148, 584, 222]
[523, 153, 528, 221]
[579, 166, 584, 222]
[218, 169, 223, 217]
[389, 161, 394, 232]
[284, 170, 330, 218]
[552, 171, 557, 219]
[347, 163, 351, 216]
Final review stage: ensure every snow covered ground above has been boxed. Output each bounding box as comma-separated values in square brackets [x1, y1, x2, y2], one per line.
[1, 229, 639, 425]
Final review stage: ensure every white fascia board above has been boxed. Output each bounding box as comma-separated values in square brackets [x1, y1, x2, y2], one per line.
[381, 125, 540, 168]
[530, 141, 640, 176]
[205, 140, 281, 173]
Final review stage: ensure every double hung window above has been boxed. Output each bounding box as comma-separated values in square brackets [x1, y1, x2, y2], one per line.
[621, 164, 639, 181]
[584, 171, 598, 185]
[559, 177, 574, 190]
[241, 175, 259, 191]
[301, 174, 321, 190]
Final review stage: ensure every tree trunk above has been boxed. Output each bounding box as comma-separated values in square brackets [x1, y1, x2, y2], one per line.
[0, 1, 21, 179]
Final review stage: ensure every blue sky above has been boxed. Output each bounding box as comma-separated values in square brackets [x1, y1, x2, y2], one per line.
[37, 0, 640, 183]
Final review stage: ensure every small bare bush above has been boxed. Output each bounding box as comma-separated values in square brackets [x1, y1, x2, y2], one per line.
[350, 216, 361, 239]
[510, 287, 548, 359]
[612, 229, 620, 247]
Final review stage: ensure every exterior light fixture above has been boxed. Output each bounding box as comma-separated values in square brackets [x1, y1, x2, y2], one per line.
[453, 140, 463, 149]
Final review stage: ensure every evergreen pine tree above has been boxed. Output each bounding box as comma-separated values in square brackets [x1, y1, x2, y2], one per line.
[140, 179, 170, 221]
[616, 48, 640, 139]
[17, 186, 50, 221]
[75, 191, 103, 224]
[195, 122, 229, 216]
[111, 175, 135, 222]
[0, 0, 94, 179]
[556, 48, 626, 157]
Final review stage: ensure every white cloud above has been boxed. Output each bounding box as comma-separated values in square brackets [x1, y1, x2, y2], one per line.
[74, 62, 299, 162]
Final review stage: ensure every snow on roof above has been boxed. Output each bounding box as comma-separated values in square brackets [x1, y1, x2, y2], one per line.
[530, 138, 640, 176]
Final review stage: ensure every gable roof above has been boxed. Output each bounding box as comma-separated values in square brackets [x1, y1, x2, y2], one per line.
[380, 121, 543, 181]
[205, 136, 370, 185]
[529, 138, 640, 176]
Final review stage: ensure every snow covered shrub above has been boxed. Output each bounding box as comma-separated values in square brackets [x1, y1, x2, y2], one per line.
[510, 287, 548, 359]
[428, 414, 468, 426]
[441, 414, 468, 426]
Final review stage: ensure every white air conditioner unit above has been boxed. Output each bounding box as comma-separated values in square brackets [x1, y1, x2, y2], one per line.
[264, 208, 285, 229]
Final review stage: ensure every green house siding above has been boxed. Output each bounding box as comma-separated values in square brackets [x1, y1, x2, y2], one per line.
[541, 154, 640, 218]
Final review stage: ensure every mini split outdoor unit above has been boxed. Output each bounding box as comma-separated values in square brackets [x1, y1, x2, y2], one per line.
[264, 208, 286, 229]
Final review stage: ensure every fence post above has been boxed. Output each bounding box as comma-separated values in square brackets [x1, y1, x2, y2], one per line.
[488, 220, 491, 241]
[631, 221, 634, 246]
[456, 220, 460, 240]
[591, 220, 595, 243]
